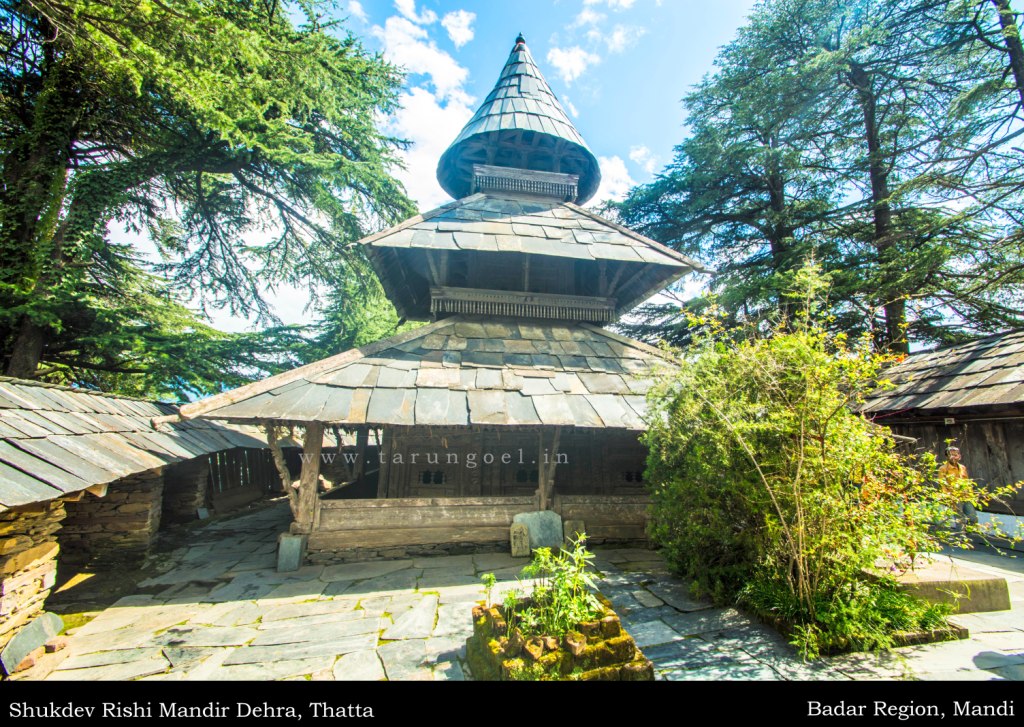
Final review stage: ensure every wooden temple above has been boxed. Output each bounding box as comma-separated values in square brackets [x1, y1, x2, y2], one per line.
[163, 35, 708, 562]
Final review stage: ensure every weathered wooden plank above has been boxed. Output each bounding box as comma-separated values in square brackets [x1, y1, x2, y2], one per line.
[307, 525, 508, 549]
[0, 461, 63, 507]
[317, 502, 531, 531]
[0, 440, 90, 493]
[320, 496, 534, 509]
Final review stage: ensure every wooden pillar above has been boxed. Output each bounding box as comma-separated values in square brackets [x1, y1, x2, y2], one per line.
[352, 428, 368, 485]
[295, 422, 324, 532]
[536, 426, 562, 511]
[377, 427, 393, 499]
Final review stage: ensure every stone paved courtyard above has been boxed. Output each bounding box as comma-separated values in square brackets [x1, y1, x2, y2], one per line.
[12, 501, 1024, 681]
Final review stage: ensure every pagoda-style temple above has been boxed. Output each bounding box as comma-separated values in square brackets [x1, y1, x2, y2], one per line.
[165, 36, 707, 562]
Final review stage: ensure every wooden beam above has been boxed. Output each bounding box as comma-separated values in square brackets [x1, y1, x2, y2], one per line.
[86, 483, 108, 498]
[266, 424, 299, 519]
[352, 428, 369, 485]
[536, 426, 562, 511]
[296, 423, 324, 531]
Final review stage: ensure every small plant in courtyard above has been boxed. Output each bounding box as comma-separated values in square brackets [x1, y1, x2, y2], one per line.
[505, 535, 602, 638]
[467, 535, 653, 680]
[481, 572, 497, 607]
[642, 262, 1021, 659]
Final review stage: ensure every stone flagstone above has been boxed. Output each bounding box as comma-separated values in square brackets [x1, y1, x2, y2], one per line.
[382, 595, 438, 640]
[45, 656, 169, 681]
[223, 633, 377, 665]
[250, 617, 382, 646]
[333, 650, 386, 681]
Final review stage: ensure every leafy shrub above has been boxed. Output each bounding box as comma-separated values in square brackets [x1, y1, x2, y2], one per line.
[642, 264, 1019, 658]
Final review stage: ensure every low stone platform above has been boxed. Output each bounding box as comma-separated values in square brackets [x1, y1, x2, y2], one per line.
[466, 594, 653, 680]
[891, 555, 1011, 614]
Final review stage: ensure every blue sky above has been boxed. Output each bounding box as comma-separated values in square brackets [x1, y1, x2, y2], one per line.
[345, 0, 759, 210]
[170, 0, 759, 330]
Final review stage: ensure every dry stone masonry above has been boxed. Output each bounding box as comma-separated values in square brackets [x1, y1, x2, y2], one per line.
[0, 500, 64, 653]
[61, 469, 164, 565]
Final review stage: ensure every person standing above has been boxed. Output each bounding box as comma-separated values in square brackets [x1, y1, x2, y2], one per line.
[938, 445, 979, 527]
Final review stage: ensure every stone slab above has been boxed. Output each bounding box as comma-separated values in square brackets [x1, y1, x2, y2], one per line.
[660, 608, 751, 637]
[433, 603, 475, 637]
[277, 533, 306, 573]
[512, 511, 563, 551]
[157, 626, 259, 648]
[57, 647, 165, 671]
[333, 650, 386, 681]
[250, 617, 382, 646]
[0, 611, 62, 675]
[382, 595, 438, 640]
[627, 619, 684, 648]
[205, 656, 335, 681]
[320, 560, 414, 583]
[378, 638, 433, 681]
[262, 599, 358, 622]
[223, 633, 377, 665]
[45, 656, 169, 681]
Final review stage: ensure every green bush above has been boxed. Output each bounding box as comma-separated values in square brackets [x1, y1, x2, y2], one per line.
[642, 265, 1019, 658]
[484, 534, 602, 640]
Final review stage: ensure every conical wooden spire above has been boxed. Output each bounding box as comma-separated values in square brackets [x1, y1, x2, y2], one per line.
[436, 34, 601, 204]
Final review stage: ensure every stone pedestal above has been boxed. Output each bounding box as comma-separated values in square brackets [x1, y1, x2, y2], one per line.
[466, 594, 653, 681]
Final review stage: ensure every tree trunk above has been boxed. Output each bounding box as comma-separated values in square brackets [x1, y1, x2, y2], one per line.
[5, 318, 47, 378]
[993, 0, 1024, 108]
[848, 62, 909, 354]
[765, 151, 796, 322]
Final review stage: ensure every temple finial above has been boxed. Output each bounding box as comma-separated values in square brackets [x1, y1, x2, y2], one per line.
[515, 33, 526, 46]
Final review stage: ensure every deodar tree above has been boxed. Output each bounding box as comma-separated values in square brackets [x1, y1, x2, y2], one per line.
[615, 0, 1024, 352]
[0, 0, 414, 394]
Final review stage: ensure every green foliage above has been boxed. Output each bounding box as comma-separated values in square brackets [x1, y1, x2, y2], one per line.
[480, 572, 497, 609]
[643, 262, 1020, 658]
[502, 535, 602, 639]
[0, 0, 414, 388]
[297, 261, 422, 364]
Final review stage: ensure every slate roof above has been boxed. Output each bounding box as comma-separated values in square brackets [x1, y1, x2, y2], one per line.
[862, 329, 1024, 414]
[436, 35, 601, 203]
[0, 378, 266, 508]
[362, 193, 709, 319]
[177, 316, 675, 431]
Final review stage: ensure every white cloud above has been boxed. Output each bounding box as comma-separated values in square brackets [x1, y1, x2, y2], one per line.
[563, 93, 580, 118]
[546, 46, 601, 85]
[347, 1, 367, 22]
[572, 7, 606, 27]
[372, 16, 469, 102]
[584, 0, 637, 9]
[605, 24, 646, 53]
[373, 11, 475, 208]
[441, 10, 475, 48]
[629, 145, 658, 175]
[394, 0, 437, 25]
[594, 155, 636, 205]
[384, 87, 473, 210]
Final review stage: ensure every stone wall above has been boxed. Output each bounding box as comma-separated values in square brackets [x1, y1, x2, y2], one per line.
[162, 457, 209, 524]
[61, 469, 164, 566]
[0, 500, 64, 651]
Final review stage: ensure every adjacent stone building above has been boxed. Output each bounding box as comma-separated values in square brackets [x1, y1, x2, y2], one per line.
[0, 377, 271, 672]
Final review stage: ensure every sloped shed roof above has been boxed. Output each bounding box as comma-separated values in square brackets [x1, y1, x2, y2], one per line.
[0, 378, 266, 508]
[176, 316, 676, 430]
[862, 329, 1024, 414]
